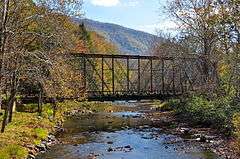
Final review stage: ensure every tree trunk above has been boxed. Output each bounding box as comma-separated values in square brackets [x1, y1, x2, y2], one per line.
[5, 69, 18, 125]
[1, 107, 8, 133]
[38, 89, 42, 116]
[52, 98, 57, 119]
[0, 0, 10, 115]
[1, 89, 16, 133]
[8, 96, 16, 123]
[0, 96, 2, 111]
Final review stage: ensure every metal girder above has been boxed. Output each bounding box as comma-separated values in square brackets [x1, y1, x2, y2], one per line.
[72, 53, 217, 100]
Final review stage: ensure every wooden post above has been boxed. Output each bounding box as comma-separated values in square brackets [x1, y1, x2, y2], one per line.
[101, 57, 104, 95]
[161, 59, 165, 94]
[112, 56, 115, 95]
[138, 58, 141, 94]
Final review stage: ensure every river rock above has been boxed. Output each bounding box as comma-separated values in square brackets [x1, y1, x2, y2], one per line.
[179, 128, 191, 134]
[48, 135, 56, 142]
[196, 136, 207, 142]
[36, 143, 47, 152]
[107, 141, 113, 144]
[124, 145, 131, 149]
[139, 125, 150, 130]
[27, 154, 35, 159]
[107, 147, 114, 152]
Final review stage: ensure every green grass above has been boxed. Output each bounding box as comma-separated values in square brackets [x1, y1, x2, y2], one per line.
[0, 112, 52, 159]
[233, 113, 240, 154]
[0, 144, 27, 159]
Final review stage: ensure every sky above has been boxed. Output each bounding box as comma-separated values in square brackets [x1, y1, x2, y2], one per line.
[82, 0, 177, 35]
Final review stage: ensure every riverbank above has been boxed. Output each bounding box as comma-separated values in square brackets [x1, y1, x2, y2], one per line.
[0, 100, 125, 159]
[148, 100, 240, 159]
[145, 110, 239, 159]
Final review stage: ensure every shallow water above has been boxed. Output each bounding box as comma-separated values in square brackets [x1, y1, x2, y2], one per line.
[36, 102, 220, 159]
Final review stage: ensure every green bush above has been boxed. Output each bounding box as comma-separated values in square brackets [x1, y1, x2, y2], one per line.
[0, 144, 27, 159]
[233, 113, 240, 154]
[172, 95, 238, 133]
[166, 99, 182, 110]
[17, 103, 38, 113]
[33, 128, 48, 146]
[34, 128, 48, 140]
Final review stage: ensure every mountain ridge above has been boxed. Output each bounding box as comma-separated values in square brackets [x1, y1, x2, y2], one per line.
[73, 18, 160, 55]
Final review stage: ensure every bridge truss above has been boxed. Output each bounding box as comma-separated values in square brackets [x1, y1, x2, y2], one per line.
[71, 53, 217, 101]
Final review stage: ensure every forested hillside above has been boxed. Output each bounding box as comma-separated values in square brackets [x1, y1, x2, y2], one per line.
[74, 18, 160, 55]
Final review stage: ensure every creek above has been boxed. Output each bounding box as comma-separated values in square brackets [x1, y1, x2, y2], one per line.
[36, 101, 220, 159]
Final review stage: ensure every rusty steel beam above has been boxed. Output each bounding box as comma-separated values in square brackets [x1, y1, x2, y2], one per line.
[112, 56, 115, 95]
[71, 53, 203, 60]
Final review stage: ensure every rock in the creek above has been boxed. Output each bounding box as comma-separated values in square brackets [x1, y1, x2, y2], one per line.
[196, 135, 207, 142]
[107, 147, 114, 152]
[36, 143, 47, 152]
[124, 145, 131, 149]
[107, 141, 113, 144]
[179, 128, 191, 134]
[139, 125, 150, 130]
[132, 115, 140, 118]
[48, 135, 56, 141]
[27, 154, 35, 159]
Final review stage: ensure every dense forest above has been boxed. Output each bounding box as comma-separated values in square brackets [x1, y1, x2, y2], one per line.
[0, 0, 239, 158]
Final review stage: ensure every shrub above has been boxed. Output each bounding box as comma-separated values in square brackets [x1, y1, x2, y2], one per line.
[33, 128, 48, 146]
[165, 99, 182, 110]
[34, 128, 48, 140]
[233, 113, 240, 154]
[173, 96, 236, 133]
[17, 103, 38, 113]
[0, 144, 27, 159]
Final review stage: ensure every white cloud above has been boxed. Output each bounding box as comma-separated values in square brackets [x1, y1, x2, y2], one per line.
[90, 0, 120, 7]
[137, 20, 179, 35]
[123, 0, 140, 7]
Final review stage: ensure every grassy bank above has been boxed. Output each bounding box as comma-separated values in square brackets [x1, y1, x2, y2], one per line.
[0, 100, 118, 159]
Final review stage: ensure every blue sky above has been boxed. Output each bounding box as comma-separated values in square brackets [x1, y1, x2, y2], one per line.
[82, 0, 177, 35]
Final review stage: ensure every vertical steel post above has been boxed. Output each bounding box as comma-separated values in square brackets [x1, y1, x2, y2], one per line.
[172, 60, 176, 95]
[150, 58, 153, 94]
[161, 59, 165, 94]
[127, 57, 130, 93]
[101, 57, 104, 95]
[138, 58, 141, 94]
[180, 68, 184, 94]
[83, 57, 87, 92]
[112, 56, 115, 95]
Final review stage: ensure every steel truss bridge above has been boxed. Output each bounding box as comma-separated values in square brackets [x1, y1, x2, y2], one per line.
[71, 53, 217, 101]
